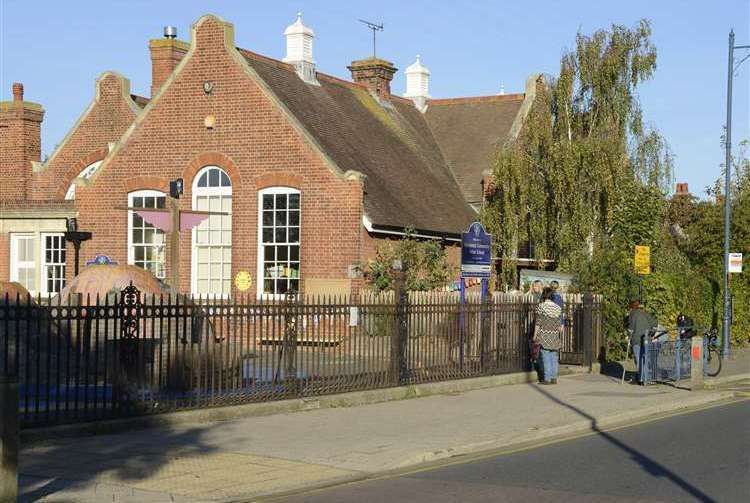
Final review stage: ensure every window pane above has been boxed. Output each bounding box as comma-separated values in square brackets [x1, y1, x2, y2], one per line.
[275, 228, 286, 243]
[196, 196, 209, 212]
[289, 193, 300, 209]
[289, 227, 299, 243]
[220, 171, 230, 187]
[132, 197, 143, 208]
[198, 173, 207, 187]
[276, 194, 287, 209]
[277, 280, 288, 294]
[263, 228, 273, 243]
[209, 168, 220, 187]
[264, 279, 273, 294]
[262, 211, 273, 226]
[263, 195, 274, 210]
[289, 211, 299, 225]
[290, 246, 299, 261]
[264, 246, 275, 261]
[277, 246, 288, 261]
[275, 211, 287, 226]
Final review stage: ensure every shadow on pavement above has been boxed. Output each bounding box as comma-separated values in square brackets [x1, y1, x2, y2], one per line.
[532, 384, 715, 503]
[19, 423, 217, 502]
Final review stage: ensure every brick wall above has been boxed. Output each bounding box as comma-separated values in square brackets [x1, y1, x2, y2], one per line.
[29, 72, 140, 200]
[73, 16, 364, 295]
[0, 83, 43, 200]
[150, 38, 190, 97]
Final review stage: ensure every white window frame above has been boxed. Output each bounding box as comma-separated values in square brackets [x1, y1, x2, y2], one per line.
[191, 166, 232, 298]
[257, 187, 301, 299]
[10, 233, 38, 295]
[127, 189, 167, 279]
[40, 233, 67, 296]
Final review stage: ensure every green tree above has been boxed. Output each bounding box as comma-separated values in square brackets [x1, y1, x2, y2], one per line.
[365, 230, 455, 292]
[483, 20, 672, 287]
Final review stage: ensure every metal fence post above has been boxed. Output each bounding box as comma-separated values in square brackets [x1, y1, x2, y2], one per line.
[391, 264, 407, 385]
[283, 291, 299, 396]
[480, 285, 490, 373]
[691, 335, 704, 391]
[582, 292, 594, 371]
[0, 375, 19, 503]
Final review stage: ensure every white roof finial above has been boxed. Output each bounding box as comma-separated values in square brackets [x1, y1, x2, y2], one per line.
[498, 82, 505, 95]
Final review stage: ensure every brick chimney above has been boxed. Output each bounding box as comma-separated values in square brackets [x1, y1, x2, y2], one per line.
[675, 182, 689, 196]
[0, 82, 44, 200]
[149, 26, 189, 97]
[348, 58, 397, 99]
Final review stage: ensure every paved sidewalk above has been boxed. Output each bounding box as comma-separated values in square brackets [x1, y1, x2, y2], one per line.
[18, 352, 749, 503]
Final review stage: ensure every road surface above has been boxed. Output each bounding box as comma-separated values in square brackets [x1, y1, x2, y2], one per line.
[278, 399, 750, 503]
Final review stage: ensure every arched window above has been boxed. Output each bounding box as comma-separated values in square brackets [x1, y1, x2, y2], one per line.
[64, 160, 103, 200]
[127, 190, 166, 279]
[192, 166, 232, 296]
[257, 187, 300, 297]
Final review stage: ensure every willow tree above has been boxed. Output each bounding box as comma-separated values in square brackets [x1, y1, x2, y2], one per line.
[483, 20, 673, 287]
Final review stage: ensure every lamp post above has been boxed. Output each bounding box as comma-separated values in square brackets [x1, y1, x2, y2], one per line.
[723, 30, 750, 360]
[63, 218, 92, 276]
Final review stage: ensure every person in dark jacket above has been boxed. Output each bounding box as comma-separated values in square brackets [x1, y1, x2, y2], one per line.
[627, 300, 657, 384]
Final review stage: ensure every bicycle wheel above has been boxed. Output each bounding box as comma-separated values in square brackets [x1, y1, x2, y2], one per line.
[706, 346, 722, 377]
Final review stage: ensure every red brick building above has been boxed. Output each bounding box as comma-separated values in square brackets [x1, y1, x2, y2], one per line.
[0, 14, 539, 298]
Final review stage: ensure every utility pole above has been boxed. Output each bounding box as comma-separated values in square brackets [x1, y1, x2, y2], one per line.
[723, 30, 750, 360]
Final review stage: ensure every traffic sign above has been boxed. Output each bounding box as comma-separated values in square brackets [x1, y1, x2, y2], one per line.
[461, 222, 492, 278]
[729, 253, 743, 273]
[634, 245, 650, 275]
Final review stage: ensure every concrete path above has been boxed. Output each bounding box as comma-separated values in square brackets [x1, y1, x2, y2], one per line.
[18, 351, 749, 502]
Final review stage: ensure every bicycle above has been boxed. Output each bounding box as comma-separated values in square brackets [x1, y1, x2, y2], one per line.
[703, 328, 722, 377]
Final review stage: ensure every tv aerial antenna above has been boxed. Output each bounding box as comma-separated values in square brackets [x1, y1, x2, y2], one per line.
[359, 19, 384, 58]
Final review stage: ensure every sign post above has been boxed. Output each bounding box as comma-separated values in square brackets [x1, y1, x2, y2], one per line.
[460, 222, 492, 367]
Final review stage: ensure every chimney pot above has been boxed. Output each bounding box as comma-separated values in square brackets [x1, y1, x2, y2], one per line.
[164, 26, 177, 39]
[675, 182, 690, 195]
[349, 58, 397, 99]
[12, 82, 23, 101]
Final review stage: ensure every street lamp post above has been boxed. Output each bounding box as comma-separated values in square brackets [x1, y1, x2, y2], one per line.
[723, 29, 750, 360]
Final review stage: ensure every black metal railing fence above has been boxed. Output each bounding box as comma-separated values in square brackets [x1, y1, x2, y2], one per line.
[1, 286, 601, 428]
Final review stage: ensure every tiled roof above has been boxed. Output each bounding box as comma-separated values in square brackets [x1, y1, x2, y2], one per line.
[425, 95, 524, 205]
[241, 50, 478, 236]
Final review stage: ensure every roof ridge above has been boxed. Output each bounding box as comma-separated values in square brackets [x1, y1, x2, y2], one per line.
[237, 47, 525, 109]
[428, 94, 525, 105]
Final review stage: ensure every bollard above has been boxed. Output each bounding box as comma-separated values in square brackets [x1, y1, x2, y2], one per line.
[691, 335, 704, 391]
[0, 375, 19, 503]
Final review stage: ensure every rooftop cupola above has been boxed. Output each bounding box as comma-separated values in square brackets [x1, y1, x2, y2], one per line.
[283, 12, 318, 85]
[404, 55, 431, 112]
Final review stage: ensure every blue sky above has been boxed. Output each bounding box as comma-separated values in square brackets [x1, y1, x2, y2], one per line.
[1, 0, 748, 196]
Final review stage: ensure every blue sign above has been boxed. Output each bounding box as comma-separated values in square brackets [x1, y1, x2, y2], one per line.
[86, 255, 118, 266]
[461, 222, 492, 278]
